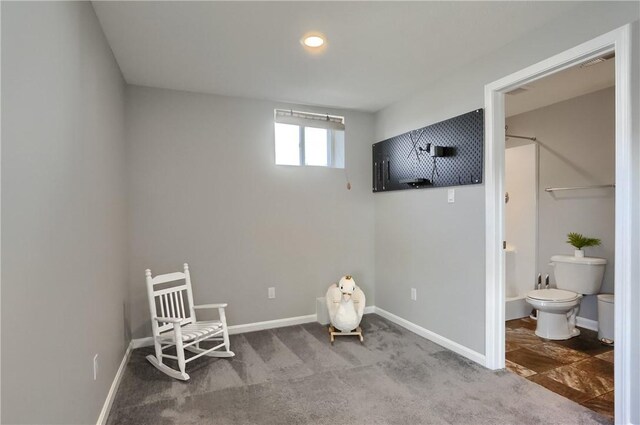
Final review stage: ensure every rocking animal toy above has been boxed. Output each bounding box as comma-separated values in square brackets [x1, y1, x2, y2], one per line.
[326, 275, 366, 343]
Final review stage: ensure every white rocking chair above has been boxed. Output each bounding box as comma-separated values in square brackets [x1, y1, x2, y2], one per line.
[145, 263, 234, 380]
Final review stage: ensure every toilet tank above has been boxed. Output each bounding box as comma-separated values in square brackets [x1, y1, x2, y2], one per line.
[551, 255, 606, 294]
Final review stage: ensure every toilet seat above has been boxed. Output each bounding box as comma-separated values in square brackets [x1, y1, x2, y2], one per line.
[527, 288, 579, 302]
[526, 289, 582, 340]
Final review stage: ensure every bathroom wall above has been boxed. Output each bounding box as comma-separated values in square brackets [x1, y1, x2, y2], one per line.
[126, 86, 375, 339]
[374, 3, 639, 357]
[506, 87, 615, 322]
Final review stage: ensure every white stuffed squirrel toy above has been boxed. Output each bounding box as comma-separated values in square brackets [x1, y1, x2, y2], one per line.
[326, 275, 366, 332]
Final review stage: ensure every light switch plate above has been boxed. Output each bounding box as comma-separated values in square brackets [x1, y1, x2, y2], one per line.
[448, 189, 455, 203]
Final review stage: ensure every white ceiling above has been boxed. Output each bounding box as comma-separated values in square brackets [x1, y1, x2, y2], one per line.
[93, 1, 582, 112]
[506, 58, 615, 117]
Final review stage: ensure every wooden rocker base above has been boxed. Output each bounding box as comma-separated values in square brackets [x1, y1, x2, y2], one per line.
[146, 355, 190, 381]
[329, 325, 364, 344]
[185, 346, 235, 358]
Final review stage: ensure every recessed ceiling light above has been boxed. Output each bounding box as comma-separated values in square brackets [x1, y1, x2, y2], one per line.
[302, 34, 325, 48]
[303, 35, 324, 48]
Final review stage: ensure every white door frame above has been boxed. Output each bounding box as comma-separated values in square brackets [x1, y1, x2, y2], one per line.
[484, 24, 636, 424]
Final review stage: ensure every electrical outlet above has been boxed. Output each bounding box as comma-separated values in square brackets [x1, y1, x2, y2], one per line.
[448, 189, 455, 203]
[268, 287, 276, 299]
[411, 288, 417, 301]
[93, 354, 99, 381]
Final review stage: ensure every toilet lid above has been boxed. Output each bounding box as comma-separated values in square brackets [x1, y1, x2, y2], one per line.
[550, 255, 607, 265]
[528, 288, 579, 302]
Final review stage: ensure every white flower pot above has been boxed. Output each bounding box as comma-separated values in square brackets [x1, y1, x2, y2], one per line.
[575, 249, 585, 258]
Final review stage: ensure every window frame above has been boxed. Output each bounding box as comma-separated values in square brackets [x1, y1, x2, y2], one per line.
[298, 126, 337, 167]
[274, 109, 345, 168]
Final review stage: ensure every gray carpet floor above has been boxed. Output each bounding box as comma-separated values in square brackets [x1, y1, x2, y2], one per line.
[107, 314, 611, 425]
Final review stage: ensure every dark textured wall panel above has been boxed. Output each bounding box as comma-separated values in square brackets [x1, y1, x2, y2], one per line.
[372, 109, 484, 192]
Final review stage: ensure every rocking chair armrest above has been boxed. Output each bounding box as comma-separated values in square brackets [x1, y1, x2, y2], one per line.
[154, 316, 186, 324]
[193, 303, 228, 310]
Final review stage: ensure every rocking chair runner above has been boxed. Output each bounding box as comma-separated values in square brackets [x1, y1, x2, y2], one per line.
[145, 263, 234, 380]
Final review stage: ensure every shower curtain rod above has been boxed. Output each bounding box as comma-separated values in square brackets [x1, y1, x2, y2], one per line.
[506, 134, 537, 141]
[504, 125, 536, 141]
[545, 184, 615, 192]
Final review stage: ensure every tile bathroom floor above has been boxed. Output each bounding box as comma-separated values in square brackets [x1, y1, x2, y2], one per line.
[506, 317, 614, 420]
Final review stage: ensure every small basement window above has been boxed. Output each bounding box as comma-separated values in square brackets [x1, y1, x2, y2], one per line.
[274, 109, 345, 168]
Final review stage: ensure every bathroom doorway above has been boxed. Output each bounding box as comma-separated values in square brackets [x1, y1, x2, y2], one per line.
[484, 24, 637, 423]
[501, 57, 616, 419]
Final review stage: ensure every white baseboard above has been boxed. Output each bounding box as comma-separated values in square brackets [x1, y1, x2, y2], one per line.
[227, 314, 317, 335]
[131, 307, 378, 348]
[131, 336, 154, 348]
[373, 306, 486, 366]
[576, 316, 598, 332]
[96, 342, 133, 425]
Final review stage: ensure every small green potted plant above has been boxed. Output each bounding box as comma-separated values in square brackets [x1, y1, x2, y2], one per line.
[566, 232, 601, 258]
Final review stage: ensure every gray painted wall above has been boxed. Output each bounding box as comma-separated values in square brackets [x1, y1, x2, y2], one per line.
[1, 2, 128, 424]
[126, 86, 375, 339]
[507, 87, 615, 321]
[374, 3, 639, 356]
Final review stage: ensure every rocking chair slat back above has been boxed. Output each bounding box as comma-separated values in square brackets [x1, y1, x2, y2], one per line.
[146, 264, 196, 334]
[151, 271, 187, 285]
[169, 291, 176, 317]
[179, 291, 185, 317]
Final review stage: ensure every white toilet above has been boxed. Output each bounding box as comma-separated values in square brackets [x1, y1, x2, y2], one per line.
[526, 255, 606, 340]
